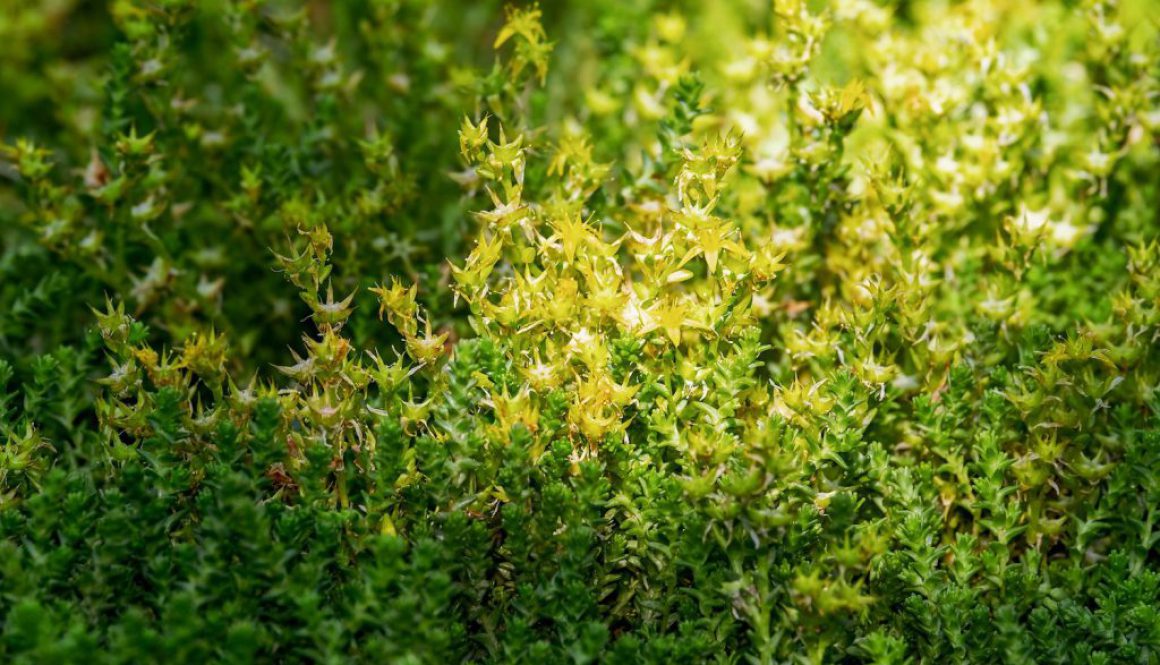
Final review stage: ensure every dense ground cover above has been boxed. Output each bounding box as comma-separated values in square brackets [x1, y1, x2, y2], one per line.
[1, 0, 1159, 662]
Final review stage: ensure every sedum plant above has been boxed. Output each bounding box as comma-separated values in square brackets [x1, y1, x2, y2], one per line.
[1, 0, 1159, 663]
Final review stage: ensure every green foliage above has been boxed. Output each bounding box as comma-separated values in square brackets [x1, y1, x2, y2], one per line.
[1, 0, 1159, 662]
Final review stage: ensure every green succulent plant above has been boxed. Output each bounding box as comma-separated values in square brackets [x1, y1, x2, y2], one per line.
[1, 0, 1159, 663]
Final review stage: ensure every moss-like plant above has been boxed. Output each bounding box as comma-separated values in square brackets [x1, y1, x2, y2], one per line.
[1, 1, 1159, 662]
